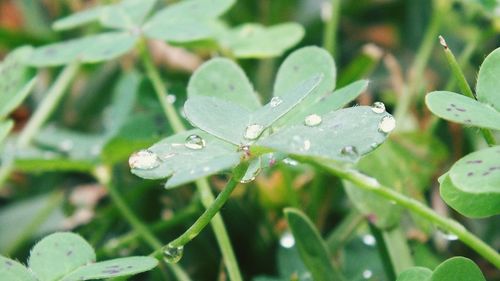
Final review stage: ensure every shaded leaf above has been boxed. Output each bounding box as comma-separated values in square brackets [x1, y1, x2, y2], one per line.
[15, 146, 96, 172]
[425, 91, 500, 130]
[476, 47, 500, 112]
[0, 256, 36, 281]
[430, 257, 485, 281]
[218, 23, 304, 58]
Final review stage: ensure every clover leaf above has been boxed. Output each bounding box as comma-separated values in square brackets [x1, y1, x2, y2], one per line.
[131, 46, 393, 188]
[396, 257, 486, 281]
[1, 232, 157, 281]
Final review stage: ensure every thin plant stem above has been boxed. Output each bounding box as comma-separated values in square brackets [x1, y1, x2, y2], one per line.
[438, 36, 496, 146]
[0, 62, 80, 188]
[92, 166, 190, 281]
[326, 209, 364, 254]
[319, 163, 500, 269]
[322, 0, 341, 57]
[138, 40, 243, 281]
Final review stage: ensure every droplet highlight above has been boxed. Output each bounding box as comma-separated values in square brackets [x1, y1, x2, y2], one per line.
[184, 134, 206, 150]
[129, 149, 161, 170]
[304, 114, 322, 127]
[163, 244, 184, 264]
[270, 96, 283, 108]
[371, 101, 386, 114]
[341, 145, 359, 160]
[244, 124, 264, 140]
[279, 231, 295, 248]
[378, 116, 396, 134]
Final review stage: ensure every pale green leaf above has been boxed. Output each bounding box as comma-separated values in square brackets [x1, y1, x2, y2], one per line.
[0, 120, 13, 144]
[396, 267, 432, 281]
[0, 256, 36, 281]
[476, 47, 500, 112]
[52, 6, 103, 31]
[100, 0, 157, 29]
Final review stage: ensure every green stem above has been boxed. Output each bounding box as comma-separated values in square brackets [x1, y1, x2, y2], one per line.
[325, 209, 364, 254]
[92, 166, 190, 281]
[438, 35, 496, 146]
[322, 0, 341, 57]
[138, 41, 243, 281]
[168, 175, 241, 249]
[6, 191, 64, 255]
[380, 226, 414, 275]
[319, 163, 500, 269]
[0, 62, 79, 188]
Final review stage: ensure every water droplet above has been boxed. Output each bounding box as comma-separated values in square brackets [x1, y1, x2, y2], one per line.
[304, 114, 322, 127]
[371, 101, 386, 114]
[303, 140, 311, 151]
[59, 139, 74, 152]
[341, 145, 359, 160]
[362, 234, 376, 246]
[362, 269, 373, 279]
[166, 94, 176, 104]
[184, 134, 206, 150]
[244, 124, 264, 140]
[370, 142, 378, 149]
[280, 232, 295, 248]
[129, 149, 161, 170]
[438, 230, 458, 241]
[283, 158, 299, 166]
[270, 96, 283, 108]
[378, 116, 396, 134]
[163, 244, 184, 264]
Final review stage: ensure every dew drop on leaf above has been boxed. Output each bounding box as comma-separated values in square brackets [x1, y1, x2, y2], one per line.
[163, 244, 184, 264]
[362, 269, 373, 279]
[184, 134, 206, 150]
[279, 231, 295, 248]
[166, 94, 176, 104]
[340, 145, 359, 160]
[244, 124, 264, 140]
[378, 116, 396, 134]
[304, 114, 322, 127]
[129, 149, 161, 170]
[362, 234, 376, 246]
[270, 96, 283, 108]
[371, 101, 386, 114]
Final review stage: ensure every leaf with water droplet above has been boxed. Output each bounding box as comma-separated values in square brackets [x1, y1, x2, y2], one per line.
[0, 256, 36, 281]
[29, 32, 138, 67]
[425, 91, 500, 130]
[217, 23, 304, 58]
[130, 129, 240, 188]
[187, 58, 261, 111]
[284, 208, 345, 281]
[143, 0, 235, 42]
[256, 107, 394, 163]
[476, 47, 500, 112]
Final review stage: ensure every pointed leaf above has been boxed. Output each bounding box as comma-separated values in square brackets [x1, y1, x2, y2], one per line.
[100, 0, 157, 30]
[52, 6, 103, 31]
[430, 257, 485, 281]
[0, 46, 37, 119]
[143, 0, 235, 42]
[425, 91, 500, 130]
[396, 267, 432, 281]
[29, 232, 96, 281]
[284, 208, 344, 281]
[29, 32, 138, 67]
[130, 129, 241, 188]
[187, 58, 260, 110]
[0, 120, 13, 144]
[61, 257, 158, 281]
[218, 23, 304, 58]
[256, 107, 394, 163]
[0, 256, 36, 281]
[476, 47, 500, 112]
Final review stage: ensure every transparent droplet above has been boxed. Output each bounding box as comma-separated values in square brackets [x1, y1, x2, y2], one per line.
[279, 231, 295, 248]
[362, 234, 376, 246]
[304, 114, 322, 127]
[270, 96, 283, 108]
[371, 101, 386, 114]
[184, 134, 206, 150]
[370, 142, 378, 149]
[163, 244, 184, 264]
[438, 230, 458, 241]
[129, 149, 161, 170]
[362, 269, 373, 279]
[341, 145, 359, 160]
[244, 124, 264, 140]
[59, 139, 74, 152]
[283, 157, 298, 166]
[378, 116, 396, 134]
[166, 94, 176, 104]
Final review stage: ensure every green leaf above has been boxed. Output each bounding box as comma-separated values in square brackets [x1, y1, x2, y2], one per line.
[60, 257, 158, 281]
[396, 267, 432, 281]
[0, 256, 36, 281]
[218, 23, 304, 58]
[256, 106, 394, 163]
[29, 32, 138, 67]
[130, 129, 241, 188]
[187, 58, 261, 111]
[52, 6, 103, 31]
[476, 47, 500, 112]
[439, 175, 499, 218]
[425, 91, 500, 130]
[100, 0, 157, 30]
[15, 146, 96, 172]
[430, 257, 485, 281]
[143, 0, 235, 42]
[28, 232, 96, 281]
[0, 120, 13, 144]
[273, 46, 336, 114]
[284, 208, 344, 281]
[0, 46, 37, 119]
